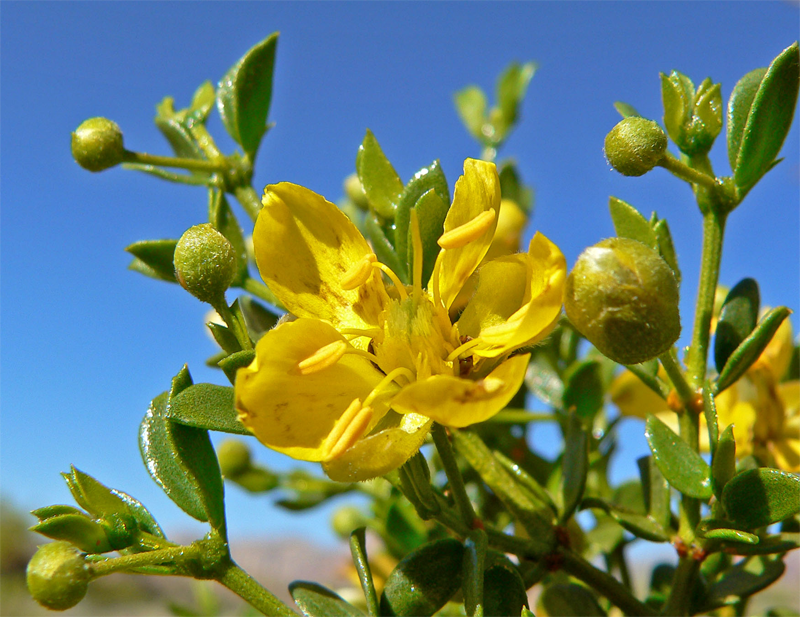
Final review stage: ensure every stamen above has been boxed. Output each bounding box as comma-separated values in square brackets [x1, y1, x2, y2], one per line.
[364, 366, 416, 406]
[322, 400, 373, 461]
[432, 257, 442, 309]
[338, 327, 383, 339]
[410, 208, 423, 302]
[295, 340, 348, 375]
[374, 262, 408, 301]
[446, 337, 481, 362]
[438, 209, 496, 249]
[341, 254, 377, 290]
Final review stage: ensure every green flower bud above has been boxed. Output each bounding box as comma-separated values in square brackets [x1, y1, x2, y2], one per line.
[565, 238, 680, 365]
[344, 174, 369, 211]
[217, 439, 251, 478]
[330, 505, 370, 539]
[604, 117, 667, 176]
[71, 118, 125, 172]
[27, 542, 90, 611]
[174, 224, 237, 304]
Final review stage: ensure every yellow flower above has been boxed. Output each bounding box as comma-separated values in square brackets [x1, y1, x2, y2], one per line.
[235, 159, 566, 481]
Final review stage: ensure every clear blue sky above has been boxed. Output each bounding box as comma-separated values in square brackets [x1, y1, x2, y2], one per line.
[2, 2, 798, 545]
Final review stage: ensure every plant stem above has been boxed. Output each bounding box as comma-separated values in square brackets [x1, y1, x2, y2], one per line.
[662, 556, 700, 617]
[235, 184, 264, 222]
[217, 560, 298, 616]
[659, 349, 695, 405]
[89, 545, 199, 578]
[215, 300, 253, 350]
[659, 153, 718, 190]
[432, 423, 478, 527]
[487, 410, 558, 423]
[560, 549, 657, 617]
[122, 150, 224, 174]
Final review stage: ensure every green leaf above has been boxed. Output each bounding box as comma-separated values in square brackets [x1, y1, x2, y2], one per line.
[290, 581, 364, 617]
[719, 533, 800, 556]
[217, 349, 256, 384]
[126, 239, 178, 283]
[524, 353, 563, 408]
[498, 161, 533, 212]
[454, 85, 488, 142]
[208, 191, 248, 287]
[483, 564, 529, 617]
[563, 360, 603, 420]
[31, 513, 112, 554]
[727, 68, 767, 173]
[349, 528, 379, 617]
[238, 296, 280, 341]
[155, 97, 207, 163]
[356, 130, 404, 221]
[581, 497, 670, 543]
[698, 555, 785, 612]
[166, 383, 250, 435]
[560, 413, 589, 522]
[217, 33, 278, 159]
[715, 307, 792, 394]
[65, 467, 130, 519]
[714, 277, 760, 376]
[380, 538, 464, 617]
[645, 415, 713, 500]
[188, 81, 215, 124]
[700, 527, 759, 544]
[538, 583, 607, 617]
[364, 212, 406, 278]
[492, 450, 557, 516]
[652, 218, 681, 284]
[614, 101, 641, 118]
[722, 468, 800, 529]
[661, 71, 693, 147]
[732, 43, 800, 195]
[412, 189, 448, 287]
[609, 197, 658, 250]
[207, 323, 240, 354]
[31, 505, 84, 521]
[496, 61, 536, 132]
[385, 500, 428, 555]
[139, 369, 226, 529]
[637, 456, 672, 532]
[110, 489, 165, 539]
[711, 425, 736, 498]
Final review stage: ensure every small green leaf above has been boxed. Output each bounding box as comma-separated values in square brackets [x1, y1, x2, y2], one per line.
[218, 349, 256, 384]
[492, 450, 557, 516]
[645, 415, 713, 500]
[364, 212, 406, 279]
[31, 505, 83, 521]
[216, 33, 278, 158]
[498, 161, 533, 212]
[126, 239, 178, 283]
[699, 555, 786, 612]
[385, 500, 428, 555]
[652, 218, 680, 284]
[188, 81, 215, 124]
[732, 43, 800, 195]
[290, 581, 364, 617]
[560, 414, 589, 522]
[712, 425, 736, 498]
[703, 380, 720, 454]
[563, 360, 603, 420]
[661, 71, 693, 147]
[110, 489, 165, 539]
[614, 101, 642, 118]
[31, 514, 112, 554]
[155, 97, 207, 163]
[66, 467, 130, 519]
[356, 130, 404, 221]
[715, 307, 792, 394]
[166, 383, 250, 435]
[496, 61, 536, 132]
[581, 497, 670, 543]
[380, 538, 464, 617]
[483, 564, 529, 617]
[207, 323, 240, 354]
[609, 197, 658, 250]
[208, 191, 248, 287]
[727, 68, 767, 173]
[454, 86, 488, 142]
[722, 468, 800, 529]
[349, 528, 379, 617]
[701, 527, 759, 544]
[538, 583, 607, 617]
[637, 456, 672, 533]
[720, 533, 800, 556]
[714, 278, 760, 376]
[238, 296, 280, 341]
[412, 189, 448, 286]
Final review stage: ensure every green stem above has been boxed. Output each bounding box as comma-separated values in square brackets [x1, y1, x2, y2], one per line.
[89, 545, 199, 578]
[662, 556, 700, 617]
[217, 560, 298, 616]
[626, 362, 670, 399]
[658, 153, 717, 190]
[189, 123, 225, 161]
[659, 349, 695, 405]
[487, 410, 557, 424]
[432, 423, 478, 527]
[122, 150, 224, 174]
[242, 277, 284, 309]
[215, 300, 253, 350]
[560, 549, 657, 617]
[235, 184, 264, 222]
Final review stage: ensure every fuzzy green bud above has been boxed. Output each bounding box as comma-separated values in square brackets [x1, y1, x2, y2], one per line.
[604, 117, 667, 176]
[174, 224, 237, 304]
[27, 542, 90, 611]
[217, 439, 251, 478]
[344, 174, 369, 211]
[71, 118, 125, 172]
[565, 238, 680, 365]
[330, 506, 370, 539]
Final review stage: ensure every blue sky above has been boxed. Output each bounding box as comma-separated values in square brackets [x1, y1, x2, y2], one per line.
[2, 2, 798, 546]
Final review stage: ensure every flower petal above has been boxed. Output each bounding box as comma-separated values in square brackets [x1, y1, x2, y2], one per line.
[254, 183, 388, 331]
[322, 412, 433, 482]
[430, 159, 500, 311]
[235, 318, 389, 461]
[458, 232, 566, 358]
[391, 354, 529, 427]
[610, 369, 670, 420]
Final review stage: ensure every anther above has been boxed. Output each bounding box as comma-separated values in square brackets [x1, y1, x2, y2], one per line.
[438, 209, 496, 249]
[341, 254, 377, 290]
[322, 399, 373, 461]
[295, 340, 348, 375]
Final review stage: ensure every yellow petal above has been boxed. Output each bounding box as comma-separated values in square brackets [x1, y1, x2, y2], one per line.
[322, 412, 433, 482]
[254, 183, 388, 331]
[430, 159, 500, 311]
[610, 370, 670, 420]
[771, 437, 800, 473]
[458, 232, 566, 358]
[391, 354, 529, 427]
[235, 318, 389, 461]
[756, 309, 794, 380]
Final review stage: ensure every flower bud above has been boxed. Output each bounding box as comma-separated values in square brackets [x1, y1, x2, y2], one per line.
[344, 174, 369, 211]
[565, 238, 680, 365]
[174, 224, 237, 304]
[27, 542, 90, 611]
[604, 117, 667, 176]
[330, 505, 370, 539]
[71, 118, 125, 172]
[217, 439, 251, 478]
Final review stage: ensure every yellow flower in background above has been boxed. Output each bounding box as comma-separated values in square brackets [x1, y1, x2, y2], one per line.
[610, 316, 798, 471]
[235, 159, 566, 481]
